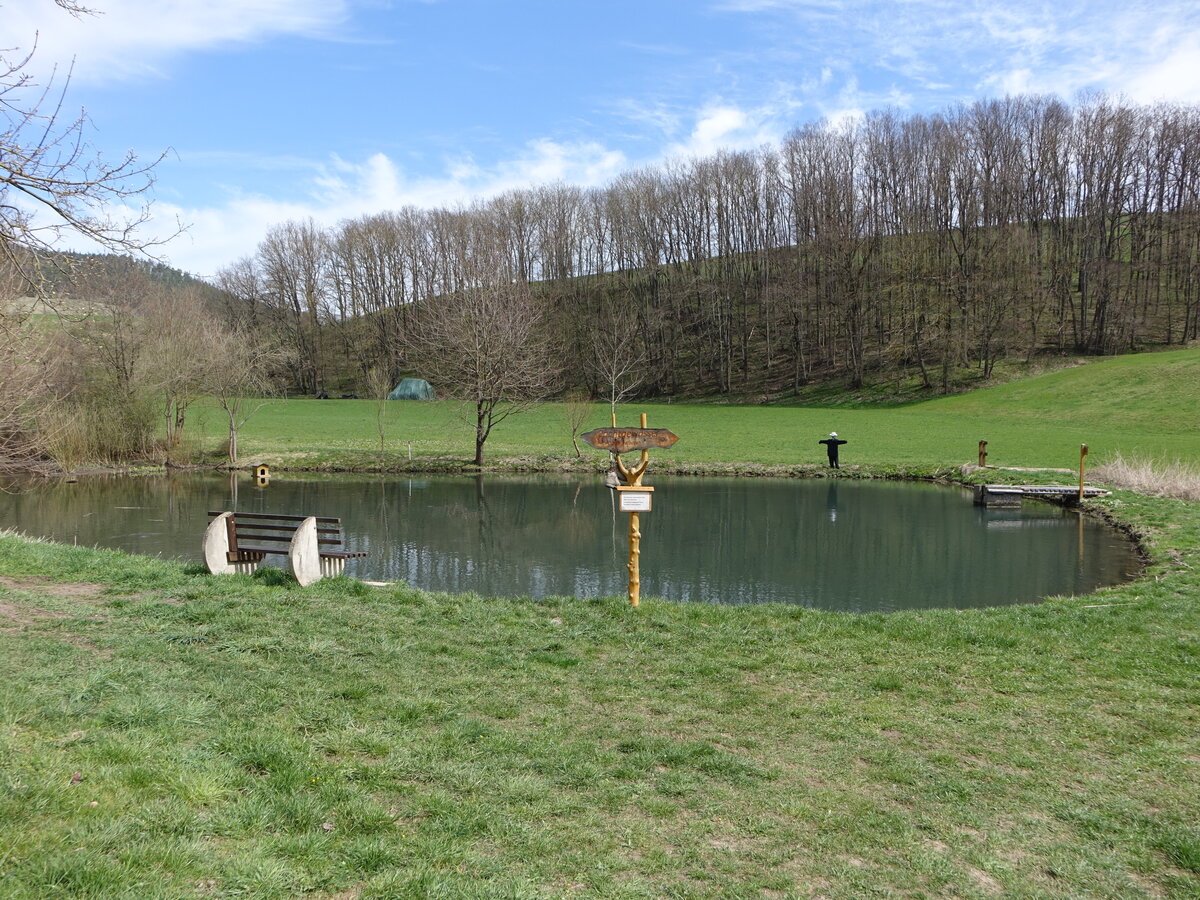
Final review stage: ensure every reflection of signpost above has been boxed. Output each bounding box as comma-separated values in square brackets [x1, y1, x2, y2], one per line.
[583, 414, 678, 608]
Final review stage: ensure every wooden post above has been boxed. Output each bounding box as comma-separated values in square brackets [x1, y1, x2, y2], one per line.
[627, 507, 641, 608]
[582, 414, 678, 610]
[977, 440, 988, 467]
[1079, 443, 1089, 502]
[622, 413, 650, 607]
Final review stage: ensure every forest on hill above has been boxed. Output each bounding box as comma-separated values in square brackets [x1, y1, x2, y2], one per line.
[31, 252, 228, 299]
[212, 93, 1200, 399]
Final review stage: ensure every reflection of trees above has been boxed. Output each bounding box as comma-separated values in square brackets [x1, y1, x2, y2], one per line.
[0, 474, 1140, 607]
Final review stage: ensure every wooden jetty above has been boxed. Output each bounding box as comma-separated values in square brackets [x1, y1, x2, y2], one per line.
[974, 484, 1110, 508]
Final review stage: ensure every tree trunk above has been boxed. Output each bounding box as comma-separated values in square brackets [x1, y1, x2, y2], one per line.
[227, 415, 238, 465]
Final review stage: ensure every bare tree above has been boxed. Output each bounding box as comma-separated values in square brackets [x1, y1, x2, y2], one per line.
[207, 324, 292, 465]
[587, 307, 647, 420]
[1, 1, 175, 469]
[562, 388, 593, 457]
[364, 365, 394, 457]
[256, 219, 331, 393]
[407, 279, 560, 466]
[1, 2, 172, 290]
[0, 280, 67, 469]
[140, 288, 224, 456]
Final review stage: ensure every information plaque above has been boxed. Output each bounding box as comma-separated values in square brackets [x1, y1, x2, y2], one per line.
[617, 485, 654, 512]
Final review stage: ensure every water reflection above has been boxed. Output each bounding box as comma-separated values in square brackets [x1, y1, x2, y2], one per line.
[0, 472, 1142, 612]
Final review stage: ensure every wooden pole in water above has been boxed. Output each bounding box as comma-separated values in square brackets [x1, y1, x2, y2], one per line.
[1079, 443, 1089, 502]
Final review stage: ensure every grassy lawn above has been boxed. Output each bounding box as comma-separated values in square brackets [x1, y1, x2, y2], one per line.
[192, 348, 1200, 473]
[1, 348, 1198, 898]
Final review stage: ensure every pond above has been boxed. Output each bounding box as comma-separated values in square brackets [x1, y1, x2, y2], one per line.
[0, 472, 1141, 612]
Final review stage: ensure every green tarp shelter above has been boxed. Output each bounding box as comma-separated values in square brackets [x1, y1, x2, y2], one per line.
[387, 378, 435, 401]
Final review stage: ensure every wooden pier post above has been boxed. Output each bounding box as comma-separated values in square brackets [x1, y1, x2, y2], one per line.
[1079, 444, 1089, 502]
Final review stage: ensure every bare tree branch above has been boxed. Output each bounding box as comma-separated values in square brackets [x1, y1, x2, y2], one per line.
[1, 2, 175, 296]
[407, 279, 561, 466]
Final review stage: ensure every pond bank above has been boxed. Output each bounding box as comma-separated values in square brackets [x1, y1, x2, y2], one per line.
[0, 478, 1197, 896]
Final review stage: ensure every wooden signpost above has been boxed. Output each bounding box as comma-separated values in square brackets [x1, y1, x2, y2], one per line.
[579, 427, 679, 454]
[583, 414, 678, 608]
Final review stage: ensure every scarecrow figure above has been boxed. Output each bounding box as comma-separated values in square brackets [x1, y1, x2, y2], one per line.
[819, 432, 847, 469]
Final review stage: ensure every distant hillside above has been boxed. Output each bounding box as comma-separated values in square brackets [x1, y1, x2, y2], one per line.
[30, 251, 221, 299]
[926, 347, 1200, 434]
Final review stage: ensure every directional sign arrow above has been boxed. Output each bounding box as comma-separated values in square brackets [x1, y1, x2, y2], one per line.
[581, 427, 679, 454]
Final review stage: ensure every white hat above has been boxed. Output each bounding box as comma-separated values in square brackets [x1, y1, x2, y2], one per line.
[830, 432, 838, 437]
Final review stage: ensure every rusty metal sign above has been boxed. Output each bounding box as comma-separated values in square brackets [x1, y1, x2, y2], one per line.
[581, 427, 679, 454]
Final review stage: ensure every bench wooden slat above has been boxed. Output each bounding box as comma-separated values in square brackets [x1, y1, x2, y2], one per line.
[233, 537, 350, 548]
[222, 529, 344, 541]
[208, 511, 340, 524]
[230, 528, 345, 542]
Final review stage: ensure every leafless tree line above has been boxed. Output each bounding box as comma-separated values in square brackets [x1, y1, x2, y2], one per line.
[219, 94, 1200, 398]
[1, 256, 289, 469]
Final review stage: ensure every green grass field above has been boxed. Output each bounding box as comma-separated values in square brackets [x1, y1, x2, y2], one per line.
[194, 348, 1200, 473]
[2, 348, 1199, 899]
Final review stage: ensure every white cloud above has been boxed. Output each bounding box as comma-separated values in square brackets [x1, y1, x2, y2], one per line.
[662, 103, 784, 158]
[6, 0, 351, 83]
[104, 139, 629, 276]
[714, 0, 1200, 108]
[1122, 32, 1200, 105]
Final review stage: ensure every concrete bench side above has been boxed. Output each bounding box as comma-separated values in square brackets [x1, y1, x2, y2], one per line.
[204, 512, 268, 575]
[203, 512, 237, 575]
[289, 516, 322, 586]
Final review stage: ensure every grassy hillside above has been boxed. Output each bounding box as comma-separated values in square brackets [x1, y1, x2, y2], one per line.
[927, 349, 1200, 432]
[193, 348, 1200, 472]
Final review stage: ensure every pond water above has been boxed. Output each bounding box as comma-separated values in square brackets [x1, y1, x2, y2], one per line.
[0, 472, 1141, 612]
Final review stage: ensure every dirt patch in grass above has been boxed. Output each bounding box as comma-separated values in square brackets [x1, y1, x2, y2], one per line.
[0, 574, 111, 601]
[966, 864, 1004, 895]
[0, 574, 150, 605]
[0, 598, 71, 630]
[0, 597, 112, 656]
[0, 576, 120, 656]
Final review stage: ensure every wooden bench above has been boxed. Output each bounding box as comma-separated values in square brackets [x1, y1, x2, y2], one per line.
[203, 511, 367, 586]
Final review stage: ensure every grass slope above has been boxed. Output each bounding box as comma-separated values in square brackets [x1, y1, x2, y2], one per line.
[194, 348, 1200, 472]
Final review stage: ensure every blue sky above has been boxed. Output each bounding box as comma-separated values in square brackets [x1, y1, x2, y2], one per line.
[11, 0, 1200, 277]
